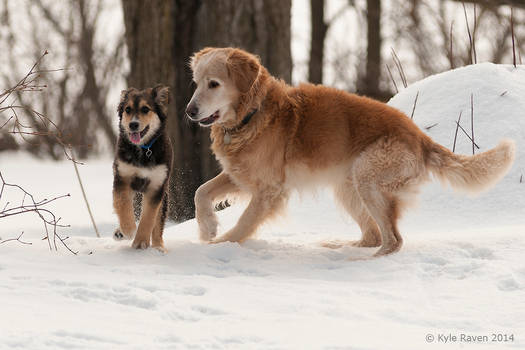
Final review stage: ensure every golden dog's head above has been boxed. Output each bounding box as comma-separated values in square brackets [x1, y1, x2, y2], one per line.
[186, 47, 264, 127]
[118, 85, 170, 145]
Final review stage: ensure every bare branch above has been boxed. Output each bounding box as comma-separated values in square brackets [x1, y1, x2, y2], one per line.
[0, 171, 76, 254]
[0, 232, 32, 246]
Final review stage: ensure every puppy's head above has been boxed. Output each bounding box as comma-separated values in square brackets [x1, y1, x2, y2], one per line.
[186, 47, 261, 127]
[118, 85, 170, 145]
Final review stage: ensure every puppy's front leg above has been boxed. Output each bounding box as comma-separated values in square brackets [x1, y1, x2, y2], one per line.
[113, 179, 136, 240]
[213, 189, 288, 244]
[132, 192, 162, 249]
[195, 172, 239, 241]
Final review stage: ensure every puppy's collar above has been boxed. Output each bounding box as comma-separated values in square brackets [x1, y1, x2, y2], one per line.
[140, 135, 159, 157]
[222, 109, 258, 145]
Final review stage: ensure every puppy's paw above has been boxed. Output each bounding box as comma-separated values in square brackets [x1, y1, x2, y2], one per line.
[131, 237, 150, 250]
[113, 228, 130, 241]
[113, 226, 135, 241]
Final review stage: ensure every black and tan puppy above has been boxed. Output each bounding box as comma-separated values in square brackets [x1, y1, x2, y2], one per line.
[113, 85, 172, 251]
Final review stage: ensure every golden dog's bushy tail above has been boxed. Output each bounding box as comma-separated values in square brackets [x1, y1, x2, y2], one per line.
[425, 139, 515, 194]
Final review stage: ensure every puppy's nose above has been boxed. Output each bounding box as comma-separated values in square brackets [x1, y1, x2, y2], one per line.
[185, 104, 198, 119]
[129, 121, 139, 131]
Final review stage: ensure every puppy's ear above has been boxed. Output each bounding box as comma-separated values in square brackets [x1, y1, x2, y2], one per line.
[190, 47, 215, 71]
[226, 49, 260, 94]
[153, 85, 170, 106]
[118, 88, 135, 116]
[152, 85, 170, 115]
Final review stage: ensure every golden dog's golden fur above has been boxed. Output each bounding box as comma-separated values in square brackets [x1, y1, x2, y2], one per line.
[189, 47, 515, 257]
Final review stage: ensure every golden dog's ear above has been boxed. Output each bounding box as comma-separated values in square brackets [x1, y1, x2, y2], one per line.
[117, 87, 136, 116]
[190, 47, 215, 70]
[226, 49, 260, 94]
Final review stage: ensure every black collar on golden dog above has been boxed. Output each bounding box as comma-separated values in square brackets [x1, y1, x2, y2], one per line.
[223, 109, 258, 144]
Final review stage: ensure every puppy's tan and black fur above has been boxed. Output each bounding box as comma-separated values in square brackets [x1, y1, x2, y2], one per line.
[113, 85, 172, 251]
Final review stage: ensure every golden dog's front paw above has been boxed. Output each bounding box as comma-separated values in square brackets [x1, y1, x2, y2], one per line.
[131, 237, 150, 250]
[152, 244, 167, 253]
[210, 229, 245, 244]
[197, 212, 218, 242]
[199, 228, 217, 242]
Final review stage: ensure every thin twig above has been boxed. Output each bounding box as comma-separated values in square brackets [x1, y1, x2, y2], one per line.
[425, 123, 438, 130]
[511, 7, 517, 68]
[450, 20, 455, 69]
[71, 148, 100, 238]
[0, 232, 32, 245]
[385, 64, 398, 94]
[410, 91, 419, 119]
[472, 4, 477, 64]
[453, 111, 462, 153]
[462, 2, 474, 65]
[0, 50, 48, 105]
[454, 120, 480, 149]
[470, 93, 475, 155]
[391, 48, 407, 88]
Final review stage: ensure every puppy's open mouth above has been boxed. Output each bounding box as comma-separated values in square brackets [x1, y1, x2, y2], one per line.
[129, 125, 149, 144]
[199, 111, 220, 126]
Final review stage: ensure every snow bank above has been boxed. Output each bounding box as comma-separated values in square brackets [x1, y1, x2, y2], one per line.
[389, 63, 525, 230]
[1, 63, 524, 349]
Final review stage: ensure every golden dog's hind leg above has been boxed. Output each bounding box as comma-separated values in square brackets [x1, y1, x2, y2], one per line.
[151, 194, 168, 252]
[212, 189, 288, 244]
[132, 191, 162, 250]
[113, 180, 136, 240]
[195, 172, 239, 241]
[354, 180, 403, 256]
[352, 164, 411, 256]
[324, 181, 382, 249]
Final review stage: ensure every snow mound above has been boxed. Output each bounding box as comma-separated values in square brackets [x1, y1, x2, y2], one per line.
[388, 63, 525, 228]
[1, 64, 524, 349]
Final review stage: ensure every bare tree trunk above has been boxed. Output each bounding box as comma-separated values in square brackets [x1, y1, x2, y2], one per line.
[77, 0, 117, 157]
[171, 0, 209, 221]
[358, 0, 383, 99]
[309, 0, 327, 84]
[122, 0, 292, 222]
[122, 1, 175, 90]
[194, 0, 292, 83]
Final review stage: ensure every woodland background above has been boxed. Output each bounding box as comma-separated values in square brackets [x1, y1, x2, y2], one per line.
[0, 0, 523, 222]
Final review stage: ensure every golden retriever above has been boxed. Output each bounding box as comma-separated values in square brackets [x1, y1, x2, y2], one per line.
[186, 47, 515, 257]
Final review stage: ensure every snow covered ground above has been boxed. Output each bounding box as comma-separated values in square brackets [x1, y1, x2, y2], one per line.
[1, 64, 524, 349]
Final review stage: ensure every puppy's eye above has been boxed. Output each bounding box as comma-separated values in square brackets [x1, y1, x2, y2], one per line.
[208, 80, 219, 89]
[141, 106, 150, 114]
[125, 106, 131, 114]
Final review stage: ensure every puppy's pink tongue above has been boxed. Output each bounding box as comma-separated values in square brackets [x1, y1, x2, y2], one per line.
[130, 132, 141, 144]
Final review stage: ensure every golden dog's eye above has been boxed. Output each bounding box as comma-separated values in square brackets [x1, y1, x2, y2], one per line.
[125, 106, 131, 114]
[208, 80, 219, 89]
[141, 106, 150, 114]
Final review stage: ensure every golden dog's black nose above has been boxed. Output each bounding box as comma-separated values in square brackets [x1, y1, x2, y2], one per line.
[185, 104, 198, 119]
